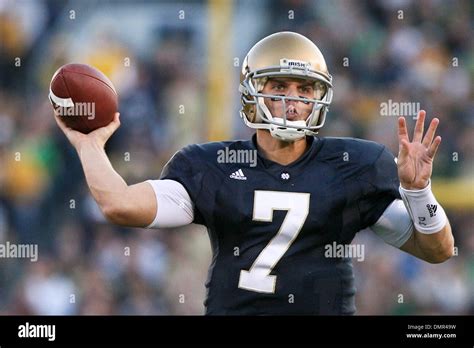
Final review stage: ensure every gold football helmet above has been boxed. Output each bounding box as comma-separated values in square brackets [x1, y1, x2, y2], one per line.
[239, 31, 333, 141]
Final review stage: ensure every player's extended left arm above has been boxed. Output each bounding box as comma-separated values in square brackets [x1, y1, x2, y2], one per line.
[396, 110, 454, 263]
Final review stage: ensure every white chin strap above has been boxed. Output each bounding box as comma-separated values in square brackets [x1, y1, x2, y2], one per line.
[269, 118, 307, 141]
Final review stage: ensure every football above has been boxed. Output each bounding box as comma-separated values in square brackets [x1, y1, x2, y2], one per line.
[49, 63, 118, 133]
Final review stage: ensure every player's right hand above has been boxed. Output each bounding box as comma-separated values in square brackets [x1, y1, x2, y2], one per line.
[54, 111, 121, 151]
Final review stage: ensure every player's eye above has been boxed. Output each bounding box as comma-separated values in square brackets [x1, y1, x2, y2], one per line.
[273, 84, 286, 91]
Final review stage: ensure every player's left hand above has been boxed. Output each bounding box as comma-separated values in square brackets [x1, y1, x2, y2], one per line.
[397, 110, 441, 190]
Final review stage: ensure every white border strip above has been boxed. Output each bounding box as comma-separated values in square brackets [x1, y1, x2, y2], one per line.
[49, 88, 74, 108]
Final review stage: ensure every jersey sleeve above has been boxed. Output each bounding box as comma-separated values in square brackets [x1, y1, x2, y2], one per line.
[357, 146, 401, 229]
[145, 179, 194, 228]
[370, 199, 414, 248]
[159, 147, 206, 225]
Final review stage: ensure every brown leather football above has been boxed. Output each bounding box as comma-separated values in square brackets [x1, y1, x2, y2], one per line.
[49, 63, 118, 134]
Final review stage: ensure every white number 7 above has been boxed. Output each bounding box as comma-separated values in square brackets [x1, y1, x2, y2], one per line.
[238, 190, 310, 293]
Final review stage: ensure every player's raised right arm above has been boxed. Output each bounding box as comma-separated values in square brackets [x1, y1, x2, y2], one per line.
[54, 112, 157, 227]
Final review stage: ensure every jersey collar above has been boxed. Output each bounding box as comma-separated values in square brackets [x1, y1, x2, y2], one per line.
[249, 133, 323, 170]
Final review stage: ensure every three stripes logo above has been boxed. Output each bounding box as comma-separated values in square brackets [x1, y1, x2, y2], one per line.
[230, 169, 247, 180]
[426, 204, 437, 217]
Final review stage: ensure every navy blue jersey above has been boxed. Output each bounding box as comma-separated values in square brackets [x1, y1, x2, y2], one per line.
[160, 135, 400, 315]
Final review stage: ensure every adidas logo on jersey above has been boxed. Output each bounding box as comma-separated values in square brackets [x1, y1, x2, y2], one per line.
[230, 169, 247, 180]
[426, 204, 437, 217]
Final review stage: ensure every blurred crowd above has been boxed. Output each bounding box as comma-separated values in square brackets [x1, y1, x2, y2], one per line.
[0, 0, 472, 315]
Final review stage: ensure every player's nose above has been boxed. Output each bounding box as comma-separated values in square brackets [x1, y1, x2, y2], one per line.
[285, 87, 299, 105]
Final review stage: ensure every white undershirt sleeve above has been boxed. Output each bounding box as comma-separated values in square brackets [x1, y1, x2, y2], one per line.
[145, 179, 194, 228]
[369, 199, 414, 248]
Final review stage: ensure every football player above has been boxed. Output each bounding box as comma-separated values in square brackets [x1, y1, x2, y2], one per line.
[55, 31, 454, 315]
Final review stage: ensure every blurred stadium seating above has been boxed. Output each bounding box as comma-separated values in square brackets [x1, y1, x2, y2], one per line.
[0, 0, 472, 315]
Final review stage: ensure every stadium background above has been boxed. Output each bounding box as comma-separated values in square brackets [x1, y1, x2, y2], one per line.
[0, 0, 472, 315]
